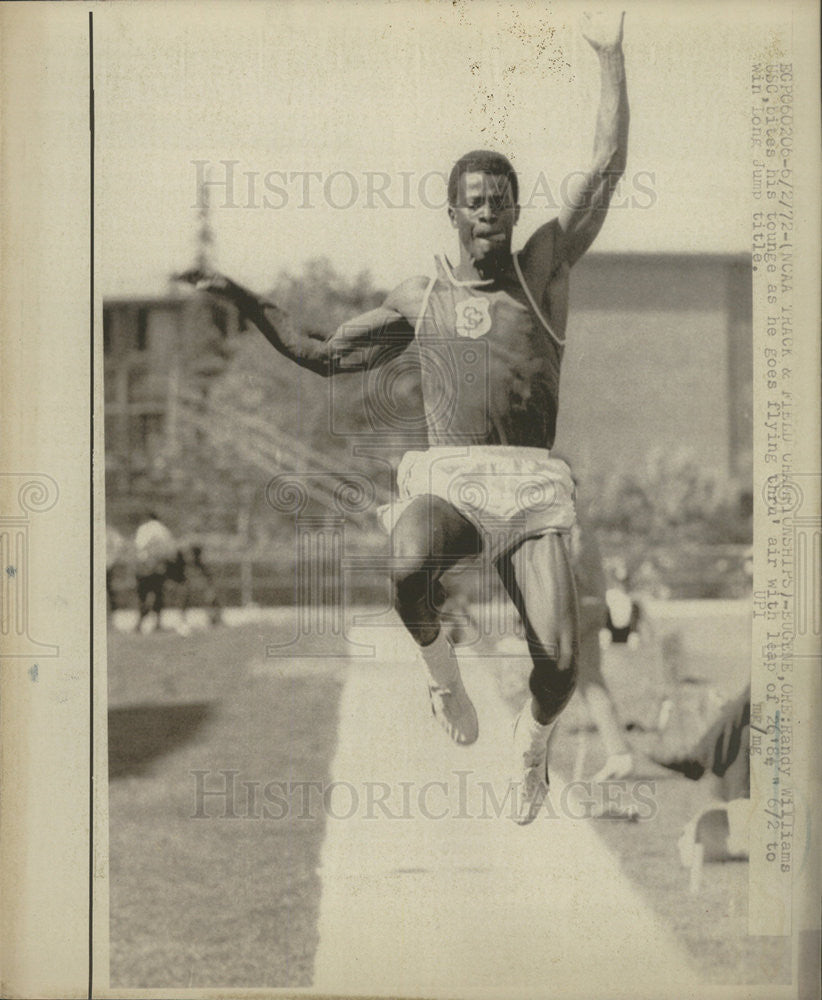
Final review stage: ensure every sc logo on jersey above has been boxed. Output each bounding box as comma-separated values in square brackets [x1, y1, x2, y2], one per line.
[455, 297, 492, 339]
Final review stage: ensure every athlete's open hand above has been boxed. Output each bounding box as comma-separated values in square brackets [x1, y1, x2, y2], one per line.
[580, 10, 624, 53]
[174, 267, 238, 301]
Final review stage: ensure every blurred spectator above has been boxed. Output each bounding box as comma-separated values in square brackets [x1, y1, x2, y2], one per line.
[602, 558, 644, 649]
[178, 542, 223, 626]
[134, 513, 179, 632]
[568, 519, 636, 781]
[652, 683, 751, 865]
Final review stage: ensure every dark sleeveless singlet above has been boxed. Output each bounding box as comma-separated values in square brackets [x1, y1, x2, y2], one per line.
[414, 254, 564, 448]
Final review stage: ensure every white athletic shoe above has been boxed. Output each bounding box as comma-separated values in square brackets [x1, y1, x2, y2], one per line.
[427, 675, 478, 745]
[510, 710, 552, 825]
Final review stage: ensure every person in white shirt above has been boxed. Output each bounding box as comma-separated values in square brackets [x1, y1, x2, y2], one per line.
[133, 513, 180, 632]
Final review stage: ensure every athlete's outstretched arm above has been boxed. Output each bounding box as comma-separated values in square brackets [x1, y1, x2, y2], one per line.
[557, 11, 628, 267]
[176, 270, 424, 376]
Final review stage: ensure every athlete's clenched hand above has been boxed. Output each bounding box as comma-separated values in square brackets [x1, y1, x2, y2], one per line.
[580, 10, 624, 53]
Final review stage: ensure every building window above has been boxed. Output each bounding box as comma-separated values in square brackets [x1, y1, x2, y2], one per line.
[136, 308, 149, 351]
[128, 412, 165, 467]
[126, 363, 165, 404]
[127, 365, 148, 402]
[104, 412, 128, 454]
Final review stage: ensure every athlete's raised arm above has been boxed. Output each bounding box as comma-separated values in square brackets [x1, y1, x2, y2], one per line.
[176, 270, 426, 376]
[550, 11, 628, 268]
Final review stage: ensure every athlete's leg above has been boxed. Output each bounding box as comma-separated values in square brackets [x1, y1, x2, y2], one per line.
[496, 531, 579, 724]
[390, 495, 483, 744]
[496, 531, 578, 823]
[390, 495, 482, 646]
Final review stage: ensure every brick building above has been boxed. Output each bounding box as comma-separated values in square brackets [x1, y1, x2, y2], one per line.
[555, 253, 752, 484]
[103, 290, 242, 521]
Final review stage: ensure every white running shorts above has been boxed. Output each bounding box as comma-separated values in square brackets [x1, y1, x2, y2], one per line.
[377, 446, 576, 561]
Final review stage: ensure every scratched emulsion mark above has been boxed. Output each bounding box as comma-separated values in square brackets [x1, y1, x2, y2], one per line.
[463, 4, 572, 149]
[29, 663, 38, 683]
[6, 565, 16, 578]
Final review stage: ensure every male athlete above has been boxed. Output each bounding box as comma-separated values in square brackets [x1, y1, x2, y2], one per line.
[180, 11, 628, 824]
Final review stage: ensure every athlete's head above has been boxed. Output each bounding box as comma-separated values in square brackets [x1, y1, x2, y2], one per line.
[447, 151, 520, 274]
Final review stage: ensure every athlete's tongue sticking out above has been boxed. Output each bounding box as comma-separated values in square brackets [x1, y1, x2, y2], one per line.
[471, 229, 507, 268]
[448, 165, 520, 281]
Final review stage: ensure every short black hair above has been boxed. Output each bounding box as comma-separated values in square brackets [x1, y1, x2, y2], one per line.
[447, 150, 519, 207]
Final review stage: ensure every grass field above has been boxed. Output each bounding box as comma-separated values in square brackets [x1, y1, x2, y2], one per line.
[107, 607, 790, 989]
[108, 623, 344, 987]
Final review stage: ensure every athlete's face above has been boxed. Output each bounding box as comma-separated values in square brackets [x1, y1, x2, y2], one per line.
[448, 172, 520, 272]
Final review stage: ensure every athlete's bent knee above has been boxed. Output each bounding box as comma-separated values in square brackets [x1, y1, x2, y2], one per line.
[392, 566, 427, 612]
[392, 565, 445, 614]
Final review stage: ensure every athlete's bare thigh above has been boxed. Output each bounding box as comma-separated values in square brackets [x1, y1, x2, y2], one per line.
[390, 494, 482, 568]
[390, 495, 482, 643]
[495, 532, 579, 717]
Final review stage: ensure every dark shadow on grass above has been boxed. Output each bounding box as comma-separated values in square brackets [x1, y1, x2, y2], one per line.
[109, 702, 213, 779]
